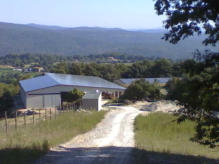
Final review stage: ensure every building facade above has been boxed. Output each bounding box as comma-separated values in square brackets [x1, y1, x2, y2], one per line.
[20, 73, 125, 110]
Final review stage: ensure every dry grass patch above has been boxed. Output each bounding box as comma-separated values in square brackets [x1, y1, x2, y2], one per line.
[134, 112, 219, 164]
[0, 110, 106, 164]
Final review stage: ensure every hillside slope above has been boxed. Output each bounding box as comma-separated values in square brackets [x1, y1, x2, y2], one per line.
[0, 22, 218, 59]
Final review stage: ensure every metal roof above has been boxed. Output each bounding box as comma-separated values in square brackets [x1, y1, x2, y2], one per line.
[20, 73, 125, 92]
[120, 78, 171, 85]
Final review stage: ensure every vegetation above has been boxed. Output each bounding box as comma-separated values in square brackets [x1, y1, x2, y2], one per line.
[0, 83, 19, 117]
[0, 110, 106, 164]
[1, 22, 217, 59]
[154, 0, 219, 148]
[0, 70, 40, 115]
[61, 89, 85, 103]
[134, 113, 219, 164]
[0, 53, 151, 69]
[166, 52, 219, 147]
[121, 79, 163, 101]
[154, 0, 219, 46]
[0, 68, 40, 84]
[51, 58, 192, 81]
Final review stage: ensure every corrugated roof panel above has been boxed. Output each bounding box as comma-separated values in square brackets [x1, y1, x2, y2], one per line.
[47, 73, 125, 90]
[120, 78, 171, 85]
[20, 73, 125, 93]
[19, 75, 59, 92]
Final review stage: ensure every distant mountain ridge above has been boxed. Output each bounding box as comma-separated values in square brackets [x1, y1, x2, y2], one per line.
[0, 22, 218, 59]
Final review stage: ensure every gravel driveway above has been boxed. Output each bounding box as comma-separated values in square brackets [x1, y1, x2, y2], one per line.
[37, 106, 143, 164]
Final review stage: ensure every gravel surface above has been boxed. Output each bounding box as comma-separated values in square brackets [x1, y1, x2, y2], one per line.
[37, 106, 144, 164]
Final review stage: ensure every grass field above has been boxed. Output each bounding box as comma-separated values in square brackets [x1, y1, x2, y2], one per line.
[0, 110, 106, 164]
[134, 112, 219, 164]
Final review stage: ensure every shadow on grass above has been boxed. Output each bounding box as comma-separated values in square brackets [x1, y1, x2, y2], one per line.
[0, 145, 218, 164]
[0, 140, 49, 164]
[36, 146, 218, 164]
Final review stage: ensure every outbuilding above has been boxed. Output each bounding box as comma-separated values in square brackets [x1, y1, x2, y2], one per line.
[19, 73, 125, 111]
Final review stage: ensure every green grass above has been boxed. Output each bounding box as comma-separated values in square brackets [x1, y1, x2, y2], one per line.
[0, 110, 106, 164]
[134, 112, 219, 164]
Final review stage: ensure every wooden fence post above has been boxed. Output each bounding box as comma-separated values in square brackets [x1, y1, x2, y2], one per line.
[45, 109, 47, 120]
[24, 112, 26, 127]
[15, 111, 17, 130]
[49, 108, 52, 120]
[39, 109, 41, 122]
[55, 108, 56, 119]
[33, 112, 35, 125]
[5, 111, 8, 135]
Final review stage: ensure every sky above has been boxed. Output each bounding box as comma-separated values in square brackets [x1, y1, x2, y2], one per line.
[0, 0, 166, 29]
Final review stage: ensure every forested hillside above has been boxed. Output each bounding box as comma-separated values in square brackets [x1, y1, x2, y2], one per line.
[0, 22, 218, 59]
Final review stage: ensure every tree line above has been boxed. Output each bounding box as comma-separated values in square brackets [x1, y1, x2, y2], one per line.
[0, 53, 157, 69]
[50, 58, 197, 81]
[0, 55, 196, 116]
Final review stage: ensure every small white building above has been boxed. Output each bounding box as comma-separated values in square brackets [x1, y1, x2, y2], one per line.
[19, 73, 125, 111]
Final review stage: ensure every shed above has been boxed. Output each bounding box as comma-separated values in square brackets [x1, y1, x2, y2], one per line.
[19, 73, 125, 110]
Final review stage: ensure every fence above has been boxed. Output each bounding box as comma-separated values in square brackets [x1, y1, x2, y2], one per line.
[0, 102, 81, 135]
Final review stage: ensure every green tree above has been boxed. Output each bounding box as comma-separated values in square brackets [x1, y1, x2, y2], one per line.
[0, 83, 15, 116]
[122, 79, 162, 101]
[69, 63, 84, 75]
[61, 88, 85, 103]
[154, 0, 219, 45]
[166, 55, 219, 146]
[52, 62, 68, 74]
[150, 59, 172, 77]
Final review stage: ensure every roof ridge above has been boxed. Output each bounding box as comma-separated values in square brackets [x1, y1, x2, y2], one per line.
[46, 72, 99, 78]
[45, 73, 60, 84]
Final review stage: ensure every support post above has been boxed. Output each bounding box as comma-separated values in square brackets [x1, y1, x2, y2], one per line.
[49, 108, 52, 120]
[24, 112, 26, 127]
[15, 111, 17, 130]
[5, 111, 8, 134]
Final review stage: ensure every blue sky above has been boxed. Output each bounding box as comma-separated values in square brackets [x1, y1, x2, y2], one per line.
[0, 0, 166, 29]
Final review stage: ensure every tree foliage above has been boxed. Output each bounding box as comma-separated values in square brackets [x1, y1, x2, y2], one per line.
[166, 53, 219, 147]
[154, 0, 219, 45]
[0, 83, 17, 116]
[121, 79, 163, 101]
[51, 59, 181, 81]
[61, 89, 85, 103]
[0, 22, 213, 58]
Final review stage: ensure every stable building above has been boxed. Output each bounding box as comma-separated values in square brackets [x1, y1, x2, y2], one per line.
[19, 73, 125, 111]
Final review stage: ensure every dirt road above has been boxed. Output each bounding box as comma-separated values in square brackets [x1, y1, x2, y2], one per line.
[37, 106, 144, 164]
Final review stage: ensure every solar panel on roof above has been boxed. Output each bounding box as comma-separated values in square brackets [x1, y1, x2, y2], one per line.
[19, 75, 59, 92]
[20, 73, 125, 92]
[120, 78, 171, 85]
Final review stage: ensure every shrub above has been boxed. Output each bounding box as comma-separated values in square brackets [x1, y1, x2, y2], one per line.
[61, 88, 85, 103]
[165, 55, 219, 147]
[121, 79, 162, 101]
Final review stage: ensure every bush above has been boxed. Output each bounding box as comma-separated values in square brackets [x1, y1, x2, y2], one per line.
[165, 54, 219, 147]
[0, 83, 17, 116]
[121, 79, 162, 101]
[61, 88, 85, 103]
